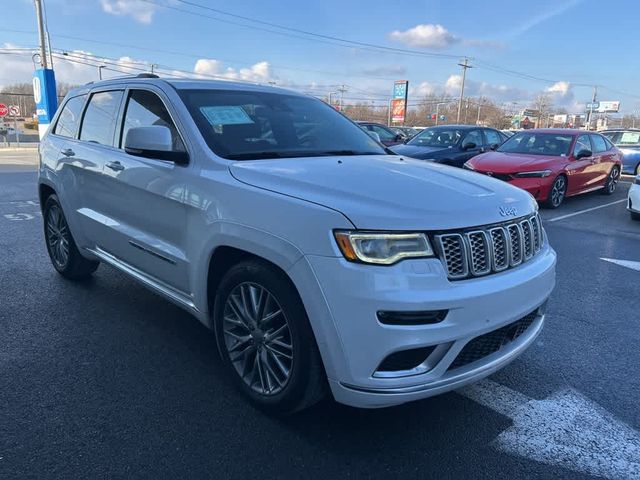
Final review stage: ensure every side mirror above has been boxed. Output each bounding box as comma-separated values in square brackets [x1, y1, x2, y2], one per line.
[462, 142, 477, 151]
[124, 126, 188, 164]
[575, 149, 592, 160]
[366, 131, 382, 143]
[490, 143, 499, 151]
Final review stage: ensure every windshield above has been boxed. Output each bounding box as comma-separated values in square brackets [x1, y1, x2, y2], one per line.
[178, 89, 386, 160]
[497, 132, 573, 156]
[407, 127, 463, 147]
[602, 131, 640, 146]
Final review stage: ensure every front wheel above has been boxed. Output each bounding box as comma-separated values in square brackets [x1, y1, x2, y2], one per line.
[544, 175, 567, 209]
[43, 194, 99, 280]
[213, 260, 326, 414]
[602, 166, 620, 195]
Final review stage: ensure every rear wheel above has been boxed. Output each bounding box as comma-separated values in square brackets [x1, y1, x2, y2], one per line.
[631, 212, 640, 221]
[544, 175, 566, 209]
[213, 259, 326, 414]
[43, 194, 99, 280]
[601, 166, 620, 195]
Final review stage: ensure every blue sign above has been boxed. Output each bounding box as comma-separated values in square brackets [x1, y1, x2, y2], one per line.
[33, 68, 58, 126]
[393, 81, 408, 100]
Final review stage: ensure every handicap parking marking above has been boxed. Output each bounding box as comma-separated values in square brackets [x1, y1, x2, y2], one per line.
[547, 199, 627, 222]
[3, 199, 40, 208]
[2, 211, 42, 221]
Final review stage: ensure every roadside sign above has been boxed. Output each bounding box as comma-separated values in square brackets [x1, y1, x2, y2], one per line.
[0, 104, 7, 117]
[8, 105, 20, 116]
[391, 80, 409, 124]
[586, 102, 600, 111]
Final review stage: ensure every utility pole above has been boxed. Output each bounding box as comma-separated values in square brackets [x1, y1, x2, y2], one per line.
[34, 0, 48, 69]
[476, 100, 483, 125]
[98, 65, 105, 80]
[586, 85, 597, 130]
[456, 58, 472, 124]
[338, 84, 347, 112]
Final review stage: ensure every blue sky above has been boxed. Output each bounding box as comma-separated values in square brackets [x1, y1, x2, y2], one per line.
[1, 0, 638, 113]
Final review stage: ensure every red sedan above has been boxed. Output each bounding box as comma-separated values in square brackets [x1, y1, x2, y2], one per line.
[464, 129, 622, 208]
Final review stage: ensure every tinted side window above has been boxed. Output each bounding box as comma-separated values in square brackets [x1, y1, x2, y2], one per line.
[371, 125, 395, 141]
[590, 134, 608, 153]
[573, 135, 592, 156]
[79, 91, 124, 146]
[53, 95, 86, 138]
[484, 129, 502, 146]
[463, 130, 483, 148]
[121, 90, 185, 151]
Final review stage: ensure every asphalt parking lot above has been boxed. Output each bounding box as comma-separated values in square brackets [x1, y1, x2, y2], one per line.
[1, 150, 639, 479]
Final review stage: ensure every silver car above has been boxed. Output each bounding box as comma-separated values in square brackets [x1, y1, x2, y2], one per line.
[38, 75, 556, 413]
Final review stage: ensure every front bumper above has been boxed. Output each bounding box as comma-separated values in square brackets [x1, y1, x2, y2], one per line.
[506, 176, 554, 201]
[628, 183, 640, 213]
[293, 242, 556, 408]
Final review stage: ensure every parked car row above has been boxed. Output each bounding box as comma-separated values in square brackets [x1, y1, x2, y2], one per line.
[383, 124, 622, 209]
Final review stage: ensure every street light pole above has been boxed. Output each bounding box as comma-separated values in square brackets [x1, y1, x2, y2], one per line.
[456, 58, 472, 124]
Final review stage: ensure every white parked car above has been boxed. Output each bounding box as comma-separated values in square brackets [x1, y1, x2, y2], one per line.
[38, 75, 556, 413]
[628, 175, 640, 220]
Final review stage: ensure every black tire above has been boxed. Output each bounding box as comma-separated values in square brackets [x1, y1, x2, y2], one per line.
[543, 175, 567, 209]
[601, 166, 620, 195]
[213, 259, 326, 414]
[631, 211, 640, 221]
[43, 194, 99, 280]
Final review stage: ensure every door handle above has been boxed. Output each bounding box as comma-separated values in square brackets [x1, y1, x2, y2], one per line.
[105, 161, 125, 172]
[60, 148, 75, 157]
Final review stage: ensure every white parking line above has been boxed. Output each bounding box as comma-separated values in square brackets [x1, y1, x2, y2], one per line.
[547, 199, 627, 222]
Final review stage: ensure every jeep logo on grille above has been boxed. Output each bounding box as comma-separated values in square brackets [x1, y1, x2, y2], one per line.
[499, 206, 518, 217]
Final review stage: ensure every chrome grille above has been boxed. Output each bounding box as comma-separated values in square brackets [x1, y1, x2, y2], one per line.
[435, 214, 543, 281]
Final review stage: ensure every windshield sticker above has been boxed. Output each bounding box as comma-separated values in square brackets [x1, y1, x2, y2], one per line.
[621, 132, 640, 144]
[199, 106, 254, 126]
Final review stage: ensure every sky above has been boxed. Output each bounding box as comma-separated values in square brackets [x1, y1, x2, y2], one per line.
[1, 0, 639, 114]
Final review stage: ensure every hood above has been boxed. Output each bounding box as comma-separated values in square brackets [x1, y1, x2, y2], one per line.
[390, 144, 453, 159]
[469, 151, 560, 173]
[229, 155, 537, 230]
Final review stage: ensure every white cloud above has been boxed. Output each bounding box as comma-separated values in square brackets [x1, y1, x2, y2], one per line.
[388, 24, 458, 49]
[412, 81, 436, 97]
[546, 81, 571, 96]
[100, 0, 159, 24]
[443, 74, 530, 102]
[193, 59, 275, 83]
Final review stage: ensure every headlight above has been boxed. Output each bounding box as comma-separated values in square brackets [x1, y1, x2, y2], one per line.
[334, 231, 434, 265]
[514, 170, 552, 178]
[463, 162, 475, 170]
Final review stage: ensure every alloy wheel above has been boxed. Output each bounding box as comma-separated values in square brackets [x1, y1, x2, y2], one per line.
[222, 282, 293, 396]
[46, 205, 70, 268]
[608, 168, 620, 193]
[550, 177, 566, 207]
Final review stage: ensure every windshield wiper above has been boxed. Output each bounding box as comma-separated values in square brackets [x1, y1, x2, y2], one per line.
[313, 150, 381, 156]
[226, 150, 382, 160]
[225, 151, 291, 160]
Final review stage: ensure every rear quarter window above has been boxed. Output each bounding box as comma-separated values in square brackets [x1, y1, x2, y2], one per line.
[53, 95, 86, 138]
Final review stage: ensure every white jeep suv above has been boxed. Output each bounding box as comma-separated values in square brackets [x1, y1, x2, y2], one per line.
[38, 75, 556, 413]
